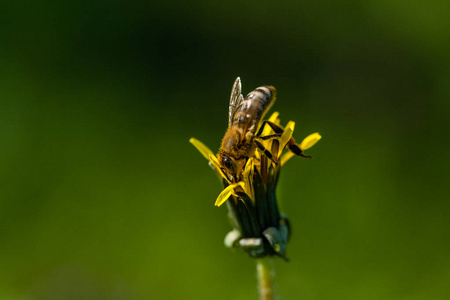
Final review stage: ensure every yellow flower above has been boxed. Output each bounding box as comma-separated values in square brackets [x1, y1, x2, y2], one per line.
[190, 112, 321, 207]
[190, 112, 321, 258]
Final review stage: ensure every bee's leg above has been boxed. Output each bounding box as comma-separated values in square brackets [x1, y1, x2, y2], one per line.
[287, 139, 311, 159]
[255, 133, 281, 141]
[255, 120, 284, 138]
[255, 121, 269, 138]
[258, 120, 312, 159]
[254, 140, 278, 164]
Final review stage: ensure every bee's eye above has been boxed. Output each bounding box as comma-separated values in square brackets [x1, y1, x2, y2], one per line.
[222, 156, 233, 170]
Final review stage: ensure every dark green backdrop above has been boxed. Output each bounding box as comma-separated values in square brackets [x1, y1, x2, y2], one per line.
[1, 1, 449, 299]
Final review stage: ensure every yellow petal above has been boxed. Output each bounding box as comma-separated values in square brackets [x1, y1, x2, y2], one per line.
[299, 133, 322, 150]
[215, 182, 245, 207]
[215, 184, 237, 206]
[243, 159, 254, 198]
[189, 138, 214, 161]
[285, 121, 295, 132]
[209, 153, 220, 168]
[255, 150, 261, 160]
[278, 127, 293, 157]
[260, 124, 272, 137]
[268, 111, 279, 123]
[209, 154, 231, 184]
[260, 112, 280, 137]
[243, 158, 253, 179]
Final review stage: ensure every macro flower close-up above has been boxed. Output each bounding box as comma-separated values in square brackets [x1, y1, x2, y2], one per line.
[190, 112, 321, 258]
[2, 2, 448, 300]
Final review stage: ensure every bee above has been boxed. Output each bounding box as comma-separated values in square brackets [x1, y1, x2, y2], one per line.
[217, 77, 309, 182]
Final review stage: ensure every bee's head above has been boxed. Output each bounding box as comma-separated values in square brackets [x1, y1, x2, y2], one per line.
[218, 153, 246, 182]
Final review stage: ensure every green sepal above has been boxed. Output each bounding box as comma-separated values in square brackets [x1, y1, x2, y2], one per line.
[224, 229, 241, 249]
[239, 237, 265, 258]
[263, 227, 287, 258]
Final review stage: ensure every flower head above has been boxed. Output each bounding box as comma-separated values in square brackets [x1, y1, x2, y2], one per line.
[190, 112, 321, 258]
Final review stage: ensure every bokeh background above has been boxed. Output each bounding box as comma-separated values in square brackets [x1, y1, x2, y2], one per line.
[1, 1, 449, 299]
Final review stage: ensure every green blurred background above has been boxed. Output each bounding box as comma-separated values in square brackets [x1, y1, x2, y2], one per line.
[1, 1, 449, 299]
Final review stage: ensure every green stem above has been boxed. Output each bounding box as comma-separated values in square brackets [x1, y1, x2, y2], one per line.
[256, 258, 275, 300]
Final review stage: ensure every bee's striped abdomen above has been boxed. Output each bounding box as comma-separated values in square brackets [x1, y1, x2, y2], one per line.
[249, 86, 276, 119]
[232, 85, 276, 135]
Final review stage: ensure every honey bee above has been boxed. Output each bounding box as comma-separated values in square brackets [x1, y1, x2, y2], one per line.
[217, 77, 278, 182]
[217, 77, 310, 182]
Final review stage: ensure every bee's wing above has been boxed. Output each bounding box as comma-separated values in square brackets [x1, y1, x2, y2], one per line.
[228, 77, 244, 128]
